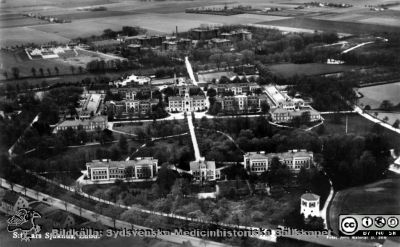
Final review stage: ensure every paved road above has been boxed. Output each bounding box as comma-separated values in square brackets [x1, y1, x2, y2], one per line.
[0, 178, 231, 247]
[319, 173, 334, 229]
[185, 57, 198, 86]
[341, 41, 375, 54]
[354, 105, 400, 134]
[187, 114, 201, 161]
[8, 114, 39, 157]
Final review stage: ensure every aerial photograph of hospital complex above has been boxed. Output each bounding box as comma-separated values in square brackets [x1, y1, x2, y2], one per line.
[0, 0, 399, 246]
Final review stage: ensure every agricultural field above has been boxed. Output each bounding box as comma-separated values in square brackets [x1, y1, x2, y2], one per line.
[268, 63, 361, 77]
[0, 47, 121, 80]
[0, 13, 48, 28]
[257, 17, 400, 35]
[0, 26, 70, 47]
[2, 0, 400, 46]
[357, 82, 400, 109]
[328, 174, 400, 234]
[0, 49, 79, 79]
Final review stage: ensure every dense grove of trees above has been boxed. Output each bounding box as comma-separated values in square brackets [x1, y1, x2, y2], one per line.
[0, 93, 40, 152]
[321, 132, 390, 189]
[340, 33, 400, 67]
[285, 75, 358, 111]
[197, 116, 322, 156]
[39, 86, 83, 124]
[75, 26, 144, 43]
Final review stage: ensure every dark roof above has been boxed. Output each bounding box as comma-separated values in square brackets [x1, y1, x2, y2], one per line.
[301, 193, 319, 201]
[46, 209, 72, 223]
[2, 191, 20, 205]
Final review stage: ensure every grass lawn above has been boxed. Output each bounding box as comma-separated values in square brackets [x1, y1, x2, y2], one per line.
[328, 173, 400, 234]
[113, 120, 188, 137]
[357, 82, 400, 109]
[319, 113, 377, 136]
[317, 113, 400, 149]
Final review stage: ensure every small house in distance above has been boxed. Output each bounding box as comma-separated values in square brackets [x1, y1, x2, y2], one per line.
[1, 191, 29, 215]
[300, 193, 320, 218]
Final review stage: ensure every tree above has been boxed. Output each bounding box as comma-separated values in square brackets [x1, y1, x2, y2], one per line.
[11, 67, 19, 79]
[300, 111, 311, 124]
[241, 49, 255, 64]
[260, 102, 270, 113]
[267, 157, 291, 185]
[393, 119, 400, 128]
[156, 163, 178, 196]
[31, 67, 37, 77]
[39, 68, 44, 77]
[305, 216, 325, 231]
[103, 29, 117, 39]
[380, 100, 393, 111]
[119, 135, 129, 155]
[207, 88, 217, 97]
[210, 53, 223, 70]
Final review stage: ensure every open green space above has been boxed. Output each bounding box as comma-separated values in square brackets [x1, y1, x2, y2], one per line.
[317, 113, 400, 149]
[328, 174, 400, 233]
[113, 120, 188, 139]
[268, 63, 361, 78]
[358, 82, 400, 109]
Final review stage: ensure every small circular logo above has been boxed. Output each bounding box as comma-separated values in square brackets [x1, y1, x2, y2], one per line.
[387, 217, 399, 228]
[362, 217, 373, 228]
[374, 217, 386, 228]
[341, 217, 358, 235]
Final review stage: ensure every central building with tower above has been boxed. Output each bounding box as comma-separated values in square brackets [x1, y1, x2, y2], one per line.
[168, 87, 207, 112]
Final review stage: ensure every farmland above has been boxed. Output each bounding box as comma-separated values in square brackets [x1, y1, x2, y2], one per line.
[0, 50, 77, 79]
[0, 47, 121, 80]
[2, 0, 400, 46]
[257, 17, 400, 35]
[0, 26, 70, 47]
